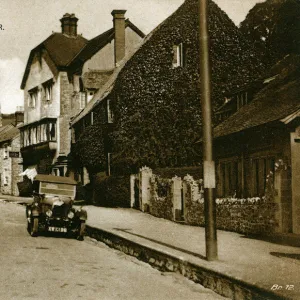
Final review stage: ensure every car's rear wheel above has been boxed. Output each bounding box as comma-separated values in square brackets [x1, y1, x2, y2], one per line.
[30, 218, 39, 237]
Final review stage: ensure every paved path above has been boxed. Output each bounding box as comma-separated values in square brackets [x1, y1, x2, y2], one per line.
[83, 206, 300, 299]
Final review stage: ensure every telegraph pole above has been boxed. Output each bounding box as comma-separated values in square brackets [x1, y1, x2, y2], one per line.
[198, 0, 218, 261]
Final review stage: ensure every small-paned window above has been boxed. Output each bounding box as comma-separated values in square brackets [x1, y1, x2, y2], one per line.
[172, 43, 185, 68]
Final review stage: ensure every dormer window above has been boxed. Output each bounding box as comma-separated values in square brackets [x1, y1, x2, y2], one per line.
[107, 99, 114, 123]
[172, 43, 185, 68]
[28, 87, 38, 108]
[42, 79, 53, 101]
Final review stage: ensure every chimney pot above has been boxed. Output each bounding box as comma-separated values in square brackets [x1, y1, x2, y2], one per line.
[60, 13, 78, 37]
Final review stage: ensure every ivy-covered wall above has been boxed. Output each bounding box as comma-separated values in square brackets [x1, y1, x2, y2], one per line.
[149, 175, 173, 220]
[72, 100, 111, 175]
[110, 0, 265, 173]
[71, 0, 265, 178]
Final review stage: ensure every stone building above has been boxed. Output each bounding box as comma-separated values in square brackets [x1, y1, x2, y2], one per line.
[0, 108, 24, 196]
[19, 10, 144, 177]
[70, 0, 264, 178]
[213, 54, 300, 234]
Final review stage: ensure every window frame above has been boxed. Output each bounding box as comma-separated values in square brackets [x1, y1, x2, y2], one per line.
[172, 42, 185, 68]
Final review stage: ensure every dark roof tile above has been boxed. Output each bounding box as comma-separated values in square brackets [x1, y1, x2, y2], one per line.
[214, 55, 300, 138]
[0, 125, 19, 144]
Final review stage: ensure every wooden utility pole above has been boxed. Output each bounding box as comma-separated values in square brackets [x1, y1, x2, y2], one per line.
[198, 0, 218, 261]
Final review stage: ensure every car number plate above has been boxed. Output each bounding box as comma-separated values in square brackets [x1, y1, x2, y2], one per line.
[48, 227, 67, 233]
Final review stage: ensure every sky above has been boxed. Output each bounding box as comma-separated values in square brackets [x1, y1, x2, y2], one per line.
[0, 0, 263, 113]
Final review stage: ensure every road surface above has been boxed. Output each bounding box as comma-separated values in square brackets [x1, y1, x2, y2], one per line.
[0, 200, 226, 300]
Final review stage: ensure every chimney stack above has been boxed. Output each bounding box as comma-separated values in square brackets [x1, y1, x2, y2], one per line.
[15, 106, 24, 126]
[111, 10, 126, 66]
[60, 13, 78, 37]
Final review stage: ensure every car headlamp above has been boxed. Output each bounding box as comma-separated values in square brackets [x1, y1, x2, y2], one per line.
[68, 211, 75, 219]
[46, 210, 52, 217]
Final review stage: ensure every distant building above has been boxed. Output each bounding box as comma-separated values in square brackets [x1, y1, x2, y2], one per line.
[0, 107, 24, 196]
[19, 11, 144, 177]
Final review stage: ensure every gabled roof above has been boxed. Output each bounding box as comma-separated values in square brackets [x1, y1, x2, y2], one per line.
[0, 125, 19, 144]
[214, 54, 300, 138]
[21, 19, 145, 90]
[21, 33, 88, 89]
[70, 18, 160, 126]
[68, 19, 145, 69]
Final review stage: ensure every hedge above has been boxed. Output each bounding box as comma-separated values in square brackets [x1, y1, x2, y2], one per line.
[154, 166, 203, 180]
[93, 174, 130, 207]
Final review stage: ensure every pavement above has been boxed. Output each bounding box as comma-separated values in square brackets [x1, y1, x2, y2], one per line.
[2, 194, 300, 299]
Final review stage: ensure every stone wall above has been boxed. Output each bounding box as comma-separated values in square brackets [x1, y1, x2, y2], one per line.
[133, 167, 280, 235]
[0, 135, 23, 196]
[10, 135, 23, 196]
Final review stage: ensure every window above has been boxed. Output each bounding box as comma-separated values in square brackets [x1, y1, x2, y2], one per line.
[28, 87, 38, 108]
[107, 99, 114, 123]
[42, 79, 53, 101]
[79, 77, 87, 109]
[252, 157, 275, 197]
[80, 91, 87, 109]
[172, 43, 185, 68]
[3, 168, 8, 186]
[219, 160, 238, 197]
[237, 92, 248, 110]
[3, 145, 8, 159]
[50, 123, 56, 141]
[91, 112, 94, 125]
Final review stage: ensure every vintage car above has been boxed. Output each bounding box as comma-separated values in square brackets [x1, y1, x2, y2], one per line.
[26, 174, 87, 240]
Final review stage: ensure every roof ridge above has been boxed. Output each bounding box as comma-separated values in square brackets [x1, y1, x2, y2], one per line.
[67, 28, 114, 67]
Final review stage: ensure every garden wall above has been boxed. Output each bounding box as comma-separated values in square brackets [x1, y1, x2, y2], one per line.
[133, 167, 279, 235]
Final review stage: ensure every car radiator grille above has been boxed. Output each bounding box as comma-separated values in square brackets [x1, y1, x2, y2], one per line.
[52, 205, 67, 218]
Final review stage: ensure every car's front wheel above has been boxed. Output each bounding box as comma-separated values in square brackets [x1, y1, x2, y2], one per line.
[30, 217, 39, 237]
